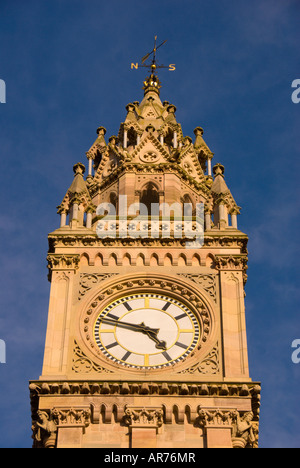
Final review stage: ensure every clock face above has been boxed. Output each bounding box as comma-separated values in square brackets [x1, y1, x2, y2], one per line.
[93, 293, 200, 369]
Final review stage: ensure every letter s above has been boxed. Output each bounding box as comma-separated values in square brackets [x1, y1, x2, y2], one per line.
[291, 339, 300, 364]
[291, 79, 300, 104]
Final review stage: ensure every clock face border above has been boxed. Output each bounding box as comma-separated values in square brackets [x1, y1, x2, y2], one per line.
[78, 273, 216, 374]
[93, 293, 200, 370]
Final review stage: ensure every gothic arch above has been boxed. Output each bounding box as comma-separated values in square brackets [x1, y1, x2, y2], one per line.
[136, 253, 145, 266]
[150, 252, 159, 266]
[94, 253, 103, 266]
[108, 253, 118, 266]
[192, 253, 201, 266]
[122, 253, 131, 266]
[164, 253, 173, 266]
[178, 253, 187, 266]
[80, 253, 89, 266]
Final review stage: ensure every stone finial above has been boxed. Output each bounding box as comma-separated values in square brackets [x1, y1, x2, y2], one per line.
[213, 163, 225, 177]
[73, 162, 85, 176]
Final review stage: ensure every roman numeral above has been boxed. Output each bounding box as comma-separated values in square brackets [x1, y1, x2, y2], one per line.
[162, 302, 171, 311]
[123, 302, 132, 311]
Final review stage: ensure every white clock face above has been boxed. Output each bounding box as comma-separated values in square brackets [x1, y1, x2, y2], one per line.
[94, 293, 200, 369]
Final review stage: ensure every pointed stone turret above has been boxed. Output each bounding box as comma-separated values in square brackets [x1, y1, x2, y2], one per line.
[211, 163, 240, 229]
[56, 162, 95, 229]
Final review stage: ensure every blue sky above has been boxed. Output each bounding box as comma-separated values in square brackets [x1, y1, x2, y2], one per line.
[0, 0, 299, 448]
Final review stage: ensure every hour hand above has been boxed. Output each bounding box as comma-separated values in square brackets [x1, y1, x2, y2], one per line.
[138, 322, 167, 350]
[100, 317, 167, 350]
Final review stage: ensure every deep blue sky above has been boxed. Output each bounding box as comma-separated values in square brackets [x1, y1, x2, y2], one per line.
[0, 0, 299, 448]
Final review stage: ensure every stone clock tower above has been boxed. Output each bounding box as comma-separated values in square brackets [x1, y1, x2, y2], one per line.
[29, 71, 261, 449]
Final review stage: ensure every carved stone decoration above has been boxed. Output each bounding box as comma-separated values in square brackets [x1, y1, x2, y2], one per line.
[124, 405, 164, 429]
[140, 151, 159, 163]
[214, 254, 248, 285]
[177, 273, 217, 303]
[72, 340, 114, 374]
[47, 253, 80, 281]
[78, 273, 119, 300]
[198, 408, 258, 448]
[198, 408, 234, 427]
[51, 407, 91, 428]
[177, 343, 220, 375]
[231, 411, 256, 448]
[32, 410, 57, 449]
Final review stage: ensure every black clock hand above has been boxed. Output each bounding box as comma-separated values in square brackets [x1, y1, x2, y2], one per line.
[100, 317, 167, 350]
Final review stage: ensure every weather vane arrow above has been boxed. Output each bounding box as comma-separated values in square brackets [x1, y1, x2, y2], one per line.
[131, 36, 176, 72]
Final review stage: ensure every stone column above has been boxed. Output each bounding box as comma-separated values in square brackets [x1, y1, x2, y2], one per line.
[123, 130, 128, 148]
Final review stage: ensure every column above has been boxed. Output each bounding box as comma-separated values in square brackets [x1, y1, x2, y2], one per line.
[231, 212, 238, 229]
[173, 131, 177, 148]
[60, 210, 67, 228]
[205, 208, 211, 231]
[123, 130, 128, 148]
[207, 157, 212, 176]
[86, 211, 92, 229]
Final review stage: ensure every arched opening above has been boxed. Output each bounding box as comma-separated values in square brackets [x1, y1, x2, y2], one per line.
[109, 192, 118, 214]
[140, 183, 160, 217]
[181, 194, 194, 217]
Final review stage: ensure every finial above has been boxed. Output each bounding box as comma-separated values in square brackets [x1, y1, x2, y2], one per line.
[73, 162, 85, 175]
[213, 163, 225, 177]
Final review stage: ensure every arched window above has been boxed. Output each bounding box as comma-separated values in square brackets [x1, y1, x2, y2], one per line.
[182, 194, 194, 217]
[109, 192, 118, 214]
[140, 183, 159, 216]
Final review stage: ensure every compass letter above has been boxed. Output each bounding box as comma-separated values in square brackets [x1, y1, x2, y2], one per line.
[131, 63, 139, 70]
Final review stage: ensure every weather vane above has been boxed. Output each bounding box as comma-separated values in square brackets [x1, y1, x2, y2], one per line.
[131, 36, 176, 73]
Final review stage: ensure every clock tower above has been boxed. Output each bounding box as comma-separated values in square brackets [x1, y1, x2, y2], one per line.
[29, 70, 261, 449]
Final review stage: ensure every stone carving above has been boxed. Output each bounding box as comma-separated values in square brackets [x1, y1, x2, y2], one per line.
[177, 273, 217, 303]
[72, 340, 114, 374]
[124, 405, 164, 428]
[51, 407, 91, 428]
[198, 408, 233, 427]
[198, 409, 258, 448]
[231, 411, 256, 448]
[78, 273, 119, 300]
[178, 344, 219, 375]
[32, 410, 57, 449]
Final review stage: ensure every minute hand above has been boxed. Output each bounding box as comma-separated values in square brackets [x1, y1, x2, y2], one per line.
[100, 317, 167, 350]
